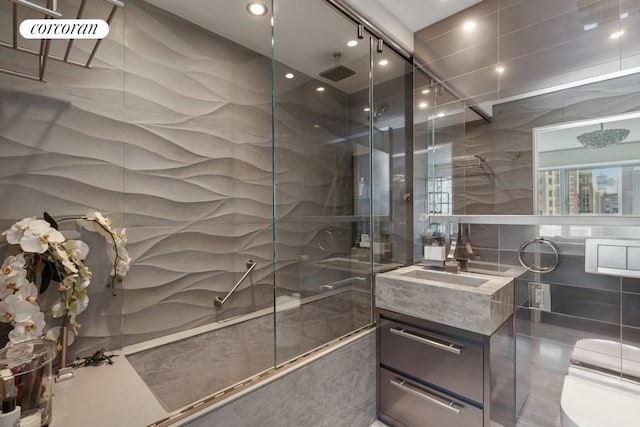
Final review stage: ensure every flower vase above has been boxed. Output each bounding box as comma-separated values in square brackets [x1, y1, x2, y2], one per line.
[0, 339, 56, 426]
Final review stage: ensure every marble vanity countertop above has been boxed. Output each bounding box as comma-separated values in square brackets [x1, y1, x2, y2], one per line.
[376, 266, 514, 335]
[50, 351, 168, 427]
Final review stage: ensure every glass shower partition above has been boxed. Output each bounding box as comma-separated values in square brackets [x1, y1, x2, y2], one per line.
[371, 41, 413, 270]
[271, 0, 376, 365]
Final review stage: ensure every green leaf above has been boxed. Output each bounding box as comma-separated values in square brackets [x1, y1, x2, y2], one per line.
[43, 212, 59, 230]
[40, 260, 63, 293]
[40, 262, 53, 294]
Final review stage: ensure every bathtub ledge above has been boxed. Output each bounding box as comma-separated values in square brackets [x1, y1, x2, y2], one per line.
[50, 350, 168, 427]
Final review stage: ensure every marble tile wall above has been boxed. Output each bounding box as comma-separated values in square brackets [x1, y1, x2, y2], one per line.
[0, 0, 356, 355]
[184, 330, 377, 427]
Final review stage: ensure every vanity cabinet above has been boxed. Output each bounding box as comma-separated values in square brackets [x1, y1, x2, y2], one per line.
[376, 308, 515, 427]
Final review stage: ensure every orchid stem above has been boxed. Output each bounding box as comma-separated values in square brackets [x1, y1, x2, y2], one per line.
[57, 216, 121, 296]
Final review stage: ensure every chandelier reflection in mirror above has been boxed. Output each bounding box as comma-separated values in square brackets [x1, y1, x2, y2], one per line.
[576, 123, 630, 148]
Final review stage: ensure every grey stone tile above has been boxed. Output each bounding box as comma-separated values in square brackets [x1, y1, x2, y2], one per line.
[516, 392, 562, 427]
[515, 280, 620, 323]
[622, 292, 640, 328]
[516, 308, 620, 347]
[185, 332, 376, 427]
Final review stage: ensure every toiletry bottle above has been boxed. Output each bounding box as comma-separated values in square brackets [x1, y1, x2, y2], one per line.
[0, 369, 19, 427]
[0, 399, 20, 427]
[358, 177, 365, 198]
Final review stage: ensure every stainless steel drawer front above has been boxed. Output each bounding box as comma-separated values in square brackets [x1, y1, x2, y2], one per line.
[380, 318, 484, 403]
[380, 368, 483, 427]
[390, 327, 462, 355]
[389, 379, 461, 415]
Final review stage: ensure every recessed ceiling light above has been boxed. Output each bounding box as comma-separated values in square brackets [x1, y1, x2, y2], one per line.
[313, 124, 320, 128]
[462, 20, 476, 32]
[246, 2, 268, 16]
[620, 12, 629, 19]
[316, 86, 325, 92]
[378, 59, 389, 66]
[285, 73, 294, 79]
[419, 102, 428, 109]
[421, 89, 430, 94]
[496, 66, 505, 74]
[437, 112, 445, 118]
[610, 30, 625, 39]
[347, 40, 358, 47]
[363, 107, 371, 112]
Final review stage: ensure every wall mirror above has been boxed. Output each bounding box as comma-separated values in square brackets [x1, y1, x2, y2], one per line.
[534, 111, 640, 215]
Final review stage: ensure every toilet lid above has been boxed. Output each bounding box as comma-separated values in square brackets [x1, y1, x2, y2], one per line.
[571, 339, 640, 379]
[561, 367, 640, 427]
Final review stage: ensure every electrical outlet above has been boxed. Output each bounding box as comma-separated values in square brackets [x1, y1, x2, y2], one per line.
[529, 282, 551, 311]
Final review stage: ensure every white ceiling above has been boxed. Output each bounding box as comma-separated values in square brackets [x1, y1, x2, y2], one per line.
[146, 0, 478, 95]
[376, 0, 483, 32]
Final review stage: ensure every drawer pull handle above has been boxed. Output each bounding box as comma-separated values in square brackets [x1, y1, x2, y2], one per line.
[390, 327, 462, 355]
[390, 378, 461, 415]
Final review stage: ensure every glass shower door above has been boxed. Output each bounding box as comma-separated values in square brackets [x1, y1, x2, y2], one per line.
[271, 0, 374, 365]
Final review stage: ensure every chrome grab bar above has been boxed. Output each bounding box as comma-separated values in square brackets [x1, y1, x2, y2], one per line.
[318, 276, 365, 292]
[214, 260, 256, 307]
[390, 379, 461, 415]
[390, 327, 462, 355]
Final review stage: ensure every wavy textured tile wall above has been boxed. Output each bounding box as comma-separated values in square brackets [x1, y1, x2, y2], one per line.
[0, 0, 353, 354]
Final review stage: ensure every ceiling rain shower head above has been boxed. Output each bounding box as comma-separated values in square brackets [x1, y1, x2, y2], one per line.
[319, 52, 356, 82]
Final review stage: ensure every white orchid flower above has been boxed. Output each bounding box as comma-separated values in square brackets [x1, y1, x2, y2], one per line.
[15, 282, 39, 304]
[14, 219, 65, 254]
[9, 312, 45, 343]
[51, 243, 80, 274]
[64, 240, 89, 261]
[69, 292, 89, 316]
[0, 254, 29, 299]
[76, 275, 90, 291]
[45, 326, 75, 346]
[86, 210, 112, 228]
[0, 274, 29, 300]
[0, 300, 15, 323]
[79, 211, 113, 238]
[12, 297, 39, 323]
[2, 217, 37, 244]
[51, 301, 65, 318]
[111, 246, 131, 278]
[1, 253, 27, 279]
[2, 211, 129, 343]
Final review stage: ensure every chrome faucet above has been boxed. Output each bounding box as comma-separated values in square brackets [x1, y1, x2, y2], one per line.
[455, 223, 473, 269]
[445, 222, 473, 273]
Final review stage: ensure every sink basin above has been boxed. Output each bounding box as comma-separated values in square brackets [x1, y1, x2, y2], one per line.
[376, 266, 514, 335]
[399, 268, 489, 287]
[316, 257, 401, 274]
[465, 261, 525, 277]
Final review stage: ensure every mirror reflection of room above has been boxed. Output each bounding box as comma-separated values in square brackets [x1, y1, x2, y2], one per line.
[535, 112, 640, 215]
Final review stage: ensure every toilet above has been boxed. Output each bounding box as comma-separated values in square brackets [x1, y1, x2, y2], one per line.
[560, 339, 640, 427]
